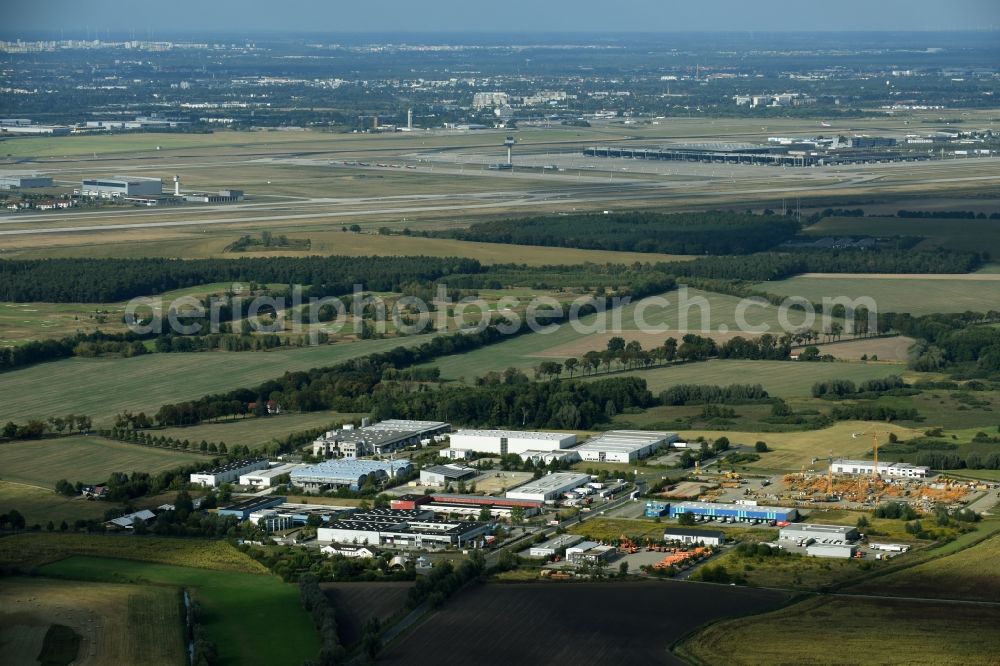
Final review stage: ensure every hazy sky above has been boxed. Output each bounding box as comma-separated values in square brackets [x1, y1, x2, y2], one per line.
[4, 0, 999, 34]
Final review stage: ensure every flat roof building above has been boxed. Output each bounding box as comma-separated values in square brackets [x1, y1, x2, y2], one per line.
[249, 510, 293, 533]
[216, 496, 286, 521]
[663, 528, 725, 547]
[312, 420, 449, 458]
[239, 462, 302, 488]
[183, 189, 245, 204]
[831, 459, 929, 479]
[106, 509, 156, 530]
[79, 175, 162, 199]
[419, 464, 478, 487]
[566, 541, 616, 564]
[290, 459, 413, 492]
[429, 494, 544, 510]
[190, 459, 269, 487]
[779, 523, 859, 543]
[441, 448, 473, 460]
[317, 513, 489, 550]
[670, 501, 798, 523]
[449, 430, 577, 456]
[806, 543, 857, 559]
[505, 472, 592, 503]
[269, 502, 353, 526]
[423, 502, 534, 520]
[517, 449, 581, 465]
[321, 544, 375, 559]
[574, 430, 679, 463]
[0, 174, 53, 189]
[0, 124, 70, 136]
[529, 534, 584, 558]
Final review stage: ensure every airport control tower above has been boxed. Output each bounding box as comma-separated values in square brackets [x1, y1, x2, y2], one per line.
[504, 136, 515, 166]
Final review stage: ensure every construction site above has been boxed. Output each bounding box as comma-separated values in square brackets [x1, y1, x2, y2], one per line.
[779, 432, 973, 511]
[685, 431, 988, 518]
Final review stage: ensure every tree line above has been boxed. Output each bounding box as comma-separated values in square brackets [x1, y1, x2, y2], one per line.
[433, 210, 801, 255]
[659, 384, 771, 405]
[811, 375, 907, 398]
[148, 283, 678, 427]
[0, 255, 483, 303]
[2, 414, 92, 440]
[533, 333, 792, 381]
[0, 332, 150, 373]
[658, 248, 982, 282]
[299, 573, 345, 666]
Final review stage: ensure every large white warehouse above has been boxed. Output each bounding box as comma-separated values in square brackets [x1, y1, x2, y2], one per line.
[505, 472, 592, 502]
[239, 462, 303, 488]
[449, 430, 577, 456]
[575, 430, 679, 463]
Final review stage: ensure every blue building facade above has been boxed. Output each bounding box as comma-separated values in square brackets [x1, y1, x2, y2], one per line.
[644, 500, 670, 518]
[669, 501, 797, 523]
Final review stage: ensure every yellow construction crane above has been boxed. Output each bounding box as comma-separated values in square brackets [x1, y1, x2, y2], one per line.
[851, 431, 882, 479]
[872, 432, 879, 480]
[827, 449, 834, 496]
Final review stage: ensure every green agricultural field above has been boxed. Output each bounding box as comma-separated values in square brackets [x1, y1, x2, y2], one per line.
[837, 392, 1000, 433]
[0, 334, 433, 425]
[0, 436, 205, 489]
[154, 411, 363, 450]
[6, 224, 695, 265]
[675, 421, 926, 473]
[593, 359, 905, 399]
[944, 469, 1000, 482]
[423, 288, 842, 380]
[0, 301, 130, 345]
[567, 517, 667, 543]
[40, 555, 318, 666]
[0, 481, 195, 527]
[674, 595, 1000, 666]
[755, 274, 1000, 315]
[0, 576, 186, 666]
[852, 531, 1000, 602]
[0, 282, 278, 345]
[0, 533, 268, 572]
[0, 480, 114, 526]
[803, 215, 1000, 257]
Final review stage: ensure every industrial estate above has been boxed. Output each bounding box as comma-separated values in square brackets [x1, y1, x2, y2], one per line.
[2, 10, 1000, 666]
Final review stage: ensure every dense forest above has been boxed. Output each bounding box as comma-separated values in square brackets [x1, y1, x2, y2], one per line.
[866, 311, 1000, 377]
[432, 211, 801, 255]
[0, 255, 483, 303]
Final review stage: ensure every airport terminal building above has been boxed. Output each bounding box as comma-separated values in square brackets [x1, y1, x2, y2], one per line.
[79, 175, 162, 198]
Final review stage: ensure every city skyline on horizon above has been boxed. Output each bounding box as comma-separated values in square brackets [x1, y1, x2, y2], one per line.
[3, 0, 998, 35]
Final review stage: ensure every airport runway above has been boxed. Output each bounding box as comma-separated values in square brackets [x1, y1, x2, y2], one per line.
[2, 150, 997, 239]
